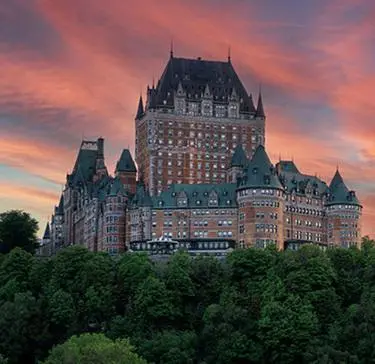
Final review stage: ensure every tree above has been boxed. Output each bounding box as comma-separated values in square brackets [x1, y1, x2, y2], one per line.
[0, 210, 39, 254]
[42, 333, 147, 364]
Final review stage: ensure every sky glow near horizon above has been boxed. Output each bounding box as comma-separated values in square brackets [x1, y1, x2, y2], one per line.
[0, 0, 375, 237]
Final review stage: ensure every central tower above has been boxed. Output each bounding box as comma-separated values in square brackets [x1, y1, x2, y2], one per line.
[135, 52, 265, 196]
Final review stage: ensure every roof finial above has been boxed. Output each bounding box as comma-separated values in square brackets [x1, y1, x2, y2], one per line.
[170, 38, 174, 58]
[152, 75, 155, 89]
[228, 45, 231, 63]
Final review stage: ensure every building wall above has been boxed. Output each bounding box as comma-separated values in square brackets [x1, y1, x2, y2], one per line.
[136, 111, 264, 195]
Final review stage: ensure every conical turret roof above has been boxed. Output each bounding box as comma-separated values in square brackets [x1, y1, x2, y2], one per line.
[238, 145, 282, 190]
[326, 169, 360, 206]
[115, 149, 137, 173]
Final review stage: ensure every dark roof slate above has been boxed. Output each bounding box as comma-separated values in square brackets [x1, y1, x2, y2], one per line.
[153, 56, 255, 115]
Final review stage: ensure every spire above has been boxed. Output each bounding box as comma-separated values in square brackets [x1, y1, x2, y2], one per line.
[170, 39, 174, 58]
[255, 87, 265, 118]
[136, 95, 144, 120]
[228, 46, 231, 63]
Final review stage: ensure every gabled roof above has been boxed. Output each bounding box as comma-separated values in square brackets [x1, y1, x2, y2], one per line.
[151, 55, 255, 115]
[115, 149, 137, 173]
[231, 144, 248, 168]
[326, 170, 360, 206]
[238, 145, 283, 190]
[153, 183, 237, 209]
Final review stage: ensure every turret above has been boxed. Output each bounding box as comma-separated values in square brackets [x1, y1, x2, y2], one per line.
[325, 169, 362, 248]
[115, 149, 137, 194]
[236, 145, 284, 249]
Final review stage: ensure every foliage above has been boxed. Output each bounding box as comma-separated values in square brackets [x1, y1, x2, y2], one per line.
[0, 210, 39, 254]
[42, 333, 147, 364]
[0, 237, 375, 363]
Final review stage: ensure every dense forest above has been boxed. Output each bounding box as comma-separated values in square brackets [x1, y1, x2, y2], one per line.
[1, 235, 375, 363]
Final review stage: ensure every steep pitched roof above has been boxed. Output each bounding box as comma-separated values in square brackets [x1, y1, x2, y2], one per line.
[135, 95, 144, 120]
[231, 144, 248, 167]
[238, 145, 283, 190]
[115, 149, 137, 173]
[154, 183, 237, 209]
[69, 142, 99, 185]
[326, 170, 360, 206]
[43, 223, 50, 240]
[152, 56, 255, 115]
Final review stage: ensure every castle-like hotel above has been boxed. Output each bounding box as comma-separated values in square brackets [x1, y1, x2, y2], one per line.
[41, 52, 362, 255]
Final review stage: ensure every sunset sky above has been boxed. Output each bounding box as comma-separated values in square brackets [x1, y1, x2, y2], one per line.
[1, 0, 375, 237]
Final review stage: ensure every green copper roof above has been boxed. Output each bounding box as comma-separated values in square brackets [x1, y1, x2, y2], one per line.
[109, 176, 127, 197]
[238, 145, 283, 190]
[115, 149, 137, 173]
[130, 182, 153, 207]
[326, 170, 360, 206]
[277, 160, 300, 174]
[153, 183, 237, 209]
[231, 144, 248, 167]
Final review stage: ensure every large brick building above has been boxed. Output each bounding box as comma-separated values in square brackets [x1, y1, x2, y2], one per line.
[42, 53, 362, 255]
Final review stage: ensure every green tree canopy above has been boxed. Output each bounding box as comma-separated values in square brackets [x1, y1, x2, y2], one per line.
[0, 210, 38, 254]
[42, 333, 147, 364]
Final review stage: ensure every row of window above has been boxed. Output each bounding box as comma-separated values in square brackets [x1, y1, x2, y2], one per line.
[256, 212, 278, 219]
[286, 218, 323, 228]
[255, 224, 278, 233]
[155, 120, 261, 134]
[285, 206, 324, 216]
